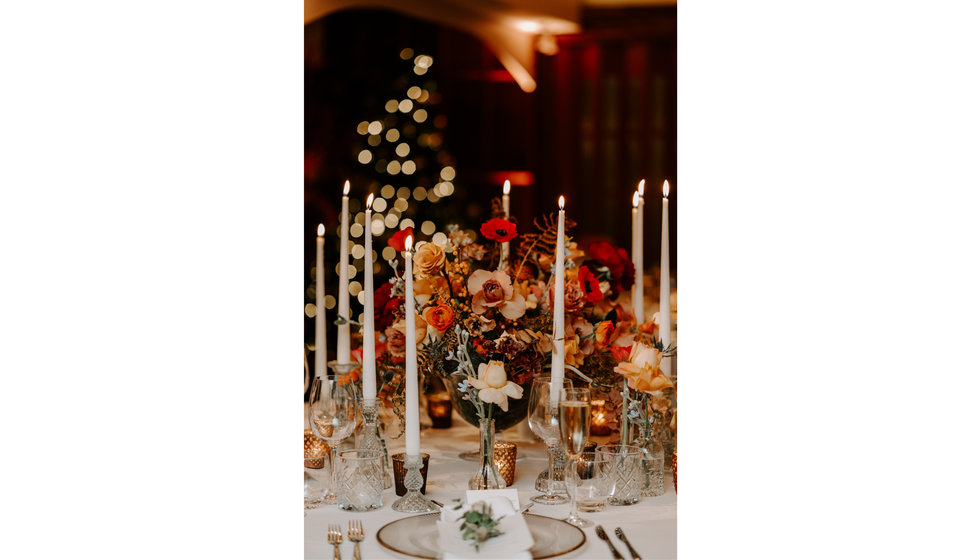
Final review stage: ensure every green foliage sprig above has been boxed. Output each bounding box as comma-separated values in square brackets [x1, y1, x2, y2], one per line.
[457, 501, 504, 551]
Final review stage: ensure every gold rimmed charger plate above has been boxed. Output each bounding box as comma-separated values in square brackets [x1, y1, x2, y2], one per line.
[376, 513, 586, 559]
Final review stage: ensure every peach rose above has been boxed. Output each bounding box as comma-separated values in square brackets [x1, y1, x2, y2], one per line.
[424, 302, 455, 333]
[414, 276, 448, 306]
[613, 342, 673, 394]
[393, 313, 427, 345]
[467, 269, 526, 319]
[413, 242, 446, 276]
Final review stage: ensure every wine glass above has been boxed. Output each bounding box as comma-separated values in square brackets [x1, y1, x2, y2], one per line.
[558, 386, 592, 527]
[528, 376, 572, 504]
[308, 375, 358, 505]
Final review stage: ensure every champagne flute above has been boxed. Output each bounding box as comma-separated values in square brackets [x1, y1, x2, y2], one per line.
[527, 376, 572, 504]
[308, 375, 357, 505]
[558, 386, 592, 527]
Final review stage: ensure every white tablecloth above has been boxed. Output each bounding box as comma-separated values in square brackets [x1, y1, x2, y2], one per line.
[304, 414, 676, 559]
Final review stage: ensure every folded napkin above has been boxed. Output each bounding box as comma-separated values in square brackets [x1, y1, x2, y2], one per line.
[436, 493, 533, 560]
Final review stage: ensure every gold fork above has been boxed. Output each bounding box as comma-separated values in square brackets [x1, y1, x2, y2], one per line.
[327, 524, 343, 560]
[348, 519, 364, 560]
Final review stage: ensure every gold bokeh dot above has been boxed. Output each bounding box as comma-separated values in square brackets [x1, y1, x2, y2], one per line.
[394, 198, 409, 211]
[418, 90, 429, 103]
[367, 121, 383, 135]
[358, 313, 365, 324]
[382, 246, 396, 261]
[440, 166, 456, 181]
[385, 129, 399, 142]
[414, 55, 433, 68]
[413, 109, 428, 123]
[427, 189, 440, 203]
[367, 135, 381, 146]
[395, 143, 410, 157]
[352, 245, 365, 259]
[432, 232, 448, 246]
[354, 211, 365, 225]
[371, 219, 385, 236]
[384, 213, 399, 228]
[357, 150, 372, 164]
[399, 48, 414, 60]
[347, 264, 356, 277]
[348, 281, 362, 296]
[443, 182, 455, 196]
[400, 218, 416, 229]
[385, 99, 398, 113]
[372, 197, 387, 212]
[413, 66, 427, 75]
[350, 223, 364, 238]
[421, 220, 436, 236]
[398, 99, 413, 113]
[305, 303, 316, 317]
[380, 184, 395, 199]
[386, 161, 401, 175]
[397, 187, 411, 199]
[324, 295, 336, 309]
[356, 121, 369, 135]
[402, 160, 416, 175]
[413, 186, 427, 200]
[357, 291, 365, 305]
[407, 86, 421, 99]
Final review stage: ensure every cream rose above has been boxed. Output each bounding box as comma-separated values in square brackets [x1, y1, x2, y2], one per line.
[613, 342, 673, 394]
[413, 242, 446, 276]
[467, 360, 524, 412]
[467, 269, 526, 320]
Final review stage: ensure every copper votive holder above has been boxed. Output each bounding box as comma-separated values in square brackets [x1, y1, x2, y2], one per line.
[493, 441, 517, 486]
[426, 393, 453, 429]
[392, 452, 430, 496]
[304, 429, 329, 469]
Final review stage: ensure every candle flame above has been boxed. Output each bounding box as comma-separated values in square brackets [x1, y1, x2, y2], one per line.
[632, 191, 640, 208]
[503, 180, 510, 195]
[404, 235, 413, 252]
[343, 180, 350, 195]
[558, 195, 565, 210]
[663, 180, 670, 198]
[366, 193, 375, 207]
[317, 223, 325, 236]
[638, 179, 645, 196]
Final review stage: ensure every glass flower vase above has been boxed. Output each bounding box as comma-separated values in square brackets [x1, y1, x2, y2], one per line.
[629, 393, 666, 497]
[468, 418, 505, 490]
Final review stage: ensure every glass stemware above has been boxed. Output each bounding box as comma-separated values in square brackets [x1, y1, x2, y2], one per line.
[558, 386, 592, 527]
[528, 376, 572, 504]
[307, 374, 357, 505]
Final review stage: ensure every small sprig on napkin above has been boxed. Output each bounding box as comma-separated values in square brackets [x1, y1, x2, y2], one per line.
[457, 501, 504, 552]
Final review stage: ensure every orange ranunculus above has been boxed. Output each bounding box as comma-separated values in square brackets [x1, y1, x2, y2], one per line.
[424, 302, 455, 333]
[595, 320, 616, 348]
[613, 342, 673, 394]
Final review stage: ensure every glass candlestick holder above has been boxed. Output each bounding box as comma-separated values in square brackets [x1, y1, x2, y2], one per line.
[357, 397, 393, 489]
[391, 453, 440, 513]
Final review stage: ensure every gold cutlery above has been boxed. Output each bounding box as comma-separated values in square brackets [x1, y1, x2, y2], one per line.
[327, 524, 343, 560]
[348, 520, 364, 560]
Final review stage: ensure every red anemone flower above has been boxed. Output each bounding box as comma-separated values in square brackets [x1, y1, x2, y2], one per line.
[578, 266, 603, 303]
[480, 218, 518, 243]
[388, 227, 414, 251]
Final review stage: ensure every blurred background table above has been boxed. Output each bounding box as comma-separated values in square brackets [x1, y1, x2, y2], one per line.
[304, 413, 676, 559]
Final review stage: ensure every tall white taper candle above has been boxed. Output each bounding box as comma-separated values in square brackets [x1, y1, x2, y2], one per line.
[315, 224, 327, 379]
[500, 180, 511, 268]
[660, 180, 672, 377]
[633, 180, 645, 323]
[403, 235, 421, 455]
[337, 180, 351, 363]
[550, 196, 566, 405]
[362, 194, 377, 400]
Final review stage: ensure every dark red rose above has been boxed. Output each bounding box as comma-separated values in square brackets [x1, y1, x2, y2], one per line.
[578, 266, 603, 303]
[373, 283, 403, 330]
[480, 218, 518, 243]
[588, 241, 620, 266]
[388, 227, 414, 252]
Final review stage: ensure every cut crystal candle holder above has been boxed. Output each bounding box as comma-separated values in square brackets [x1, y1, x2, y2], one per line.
[391, 453, 440, 513]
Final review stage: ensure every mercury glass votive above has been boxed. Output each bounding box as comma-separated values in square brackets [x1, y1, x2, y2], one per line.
[493, 441, 517, 486]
